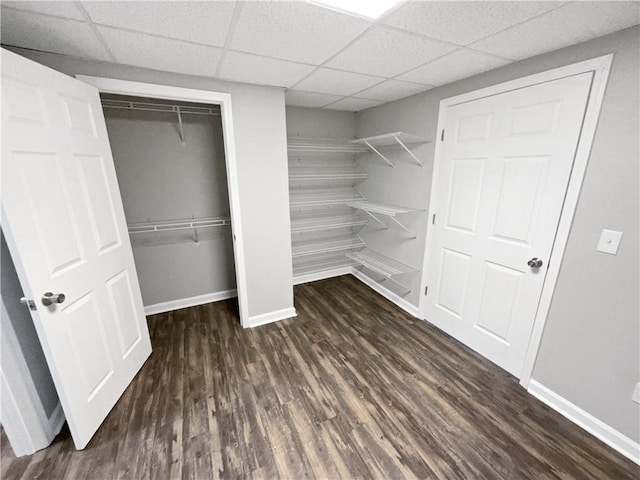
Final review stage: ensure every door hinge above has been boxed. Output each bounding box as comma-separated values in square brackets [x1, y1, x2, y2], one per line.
[432, 213, 436, 225]
[424, 286, 428, 296]
[441, 130, 445, 141]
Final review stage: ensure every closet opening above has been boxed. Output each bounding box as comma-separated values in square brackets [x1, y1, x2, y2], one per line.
[98, 91, 244, 322]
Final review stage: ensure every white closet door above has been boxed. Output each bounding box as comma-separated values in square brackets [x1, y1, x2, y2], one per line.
[424, 73, 593, 377]
[1, 49, 152, 449]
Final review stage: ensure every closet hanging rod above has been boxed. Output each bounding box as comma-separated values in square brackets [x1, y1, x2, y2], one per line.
[101, 99, 221, 116]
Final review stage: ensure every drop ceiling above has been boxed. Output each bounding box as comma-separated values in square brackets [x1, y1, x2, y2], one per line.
[1, 1, 638, 112]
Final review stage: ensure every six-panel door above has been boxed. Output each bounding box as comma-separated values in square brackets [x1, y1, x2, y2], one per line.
[1, 49, 152, 449]
[425, 73, 593, 377]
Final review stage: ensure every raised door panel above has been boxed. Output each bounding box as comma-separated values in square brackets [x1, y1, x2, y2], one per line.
[14, 152, 86, 277]
[445, 158, 486, 235]
[474, 262, 524, 344]
[490, 155, 550, 246]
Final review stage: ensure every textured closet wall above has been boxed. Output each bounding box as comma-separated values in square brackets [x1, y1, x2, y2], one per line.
[103, 100, 235, 306]
[6, 47, 294, 323]
[356, 27, 639, 442]
[1, 232, 59, 417]
[286, 106, 356, 139]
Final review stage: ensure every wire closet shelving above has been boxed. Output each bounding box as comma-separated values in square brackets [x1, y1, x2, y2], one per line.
[351, 131, 429, 167]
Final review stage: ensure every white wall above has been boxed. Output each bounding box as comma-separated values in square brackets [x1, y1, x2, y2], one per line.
[103, 99, 236, 307]
[7, 47, 294, 323]
[356, 27, 639, 443]
[286, 106, 356, 140]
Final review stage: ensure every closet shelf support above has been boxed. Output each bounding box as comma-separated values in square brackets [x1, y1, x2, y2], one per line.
[392, 133, 424, 167]
[177, 107, 185, 146]
[363, 139, 395, 168]
[387, 216, 417, 238]
[360, 209, 389, 229]
[376, 274, 412, 296]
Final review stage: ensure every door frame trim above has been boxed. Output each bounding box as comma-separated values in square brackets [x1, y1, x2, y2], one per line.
[417, 55, 613, 387]
[76, 76, 250, 327]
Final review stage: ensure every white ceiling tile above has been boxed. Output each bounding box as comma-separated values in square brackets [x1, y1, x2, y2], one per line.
[0, 9, 110, 61]
[83, 1, 235, 47]
[326, 26, 457, 77]
[285, 90, 344, 108]
[219, 51, 315, 88]
[230, 2, 370, 64]
[383, 1, 562, 46]
[471, 2, 640, 60]
[398, 49, 511, 86]
[294, 68, 384, 96]
[356, 79, 432, 102]
[98, 27, 222, 77]
[2, 1, 85, 20]
[324, 97, 384, 112]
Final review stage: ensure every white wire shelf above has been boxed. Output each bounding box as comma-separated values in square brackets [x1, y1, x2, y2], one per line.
[101, 99, 220, 116]
[101, 99, 219, 146]
[288, 164, 368, 181]
[346, 250, 417, 295]
[293, 254, 359, 277]
[289, 188, 364, 207]
[350, 131, 429, 167]
[291, 212, 367, 233]
[347, 201, 420, 216]
[128, 216, 231, 234]
[288, 137, 369, 154]
[292, 234, 365, 258]
[347, 201, 422, 238]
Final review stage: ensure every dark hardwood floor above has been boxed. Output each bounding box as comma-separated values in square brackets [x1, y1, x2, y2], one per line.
[2, 275, 638, 479]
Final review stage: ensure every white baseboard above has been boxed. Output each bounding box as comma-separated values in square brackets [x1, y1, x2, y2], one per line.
[528, 380, 640, 465]
[47, 403, 65, 437]
[350, 269, 419, 318]
[245, 307, 297, 329]
[144, 289, 237, 316]
[293, 266, 353, 286]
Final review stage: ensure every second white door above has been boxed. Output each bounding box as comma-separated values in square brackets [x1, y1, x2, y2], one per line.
[423, 73, 593, 377]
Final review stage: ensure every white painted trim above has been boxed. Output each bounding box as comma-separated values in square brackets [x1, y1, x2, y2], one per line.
[47, 403, 65, 437]
[293, 267, 353, 286]
[0, 301, 61, 456]
[417, 55, 614, 384]
[245, 307, 297, 329]
[75, 75, 250, 328]
[518, 55, 613, 387]
[350, 269, 419, 318]
[528, 380, 640, 465]
[143, 290, 237, 316]
[0, 368, 37, 457]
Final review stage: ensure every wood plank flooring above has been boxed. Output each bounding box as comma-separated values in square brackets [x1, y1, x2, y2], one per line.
[2, 275, 638, 479]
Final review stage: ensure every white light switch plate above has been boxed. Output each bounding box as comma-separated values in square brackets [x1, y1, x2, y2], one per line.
[596, 229, 623, 255]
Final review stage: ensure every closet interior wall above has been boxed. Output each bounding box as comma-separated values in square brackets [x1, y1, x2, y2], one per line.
[102, 94, 236, 309]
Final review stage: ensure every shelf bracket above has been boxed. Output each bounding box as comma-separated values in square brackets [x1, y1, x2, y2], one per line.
[392, 133, 423, 167]
[177, 106, 185, 147]
[388, 215, 417, 238]
[382, 275, 412, 296]
[359, 267, 411, 296]
[361, 209, 389, 229]
[363, 139, 395, 167]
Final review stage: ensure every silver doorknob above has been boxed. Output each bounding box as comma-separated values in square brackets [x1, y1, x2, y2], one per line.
[527, 258, 543, 268]
[42, 292, 66, 306]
